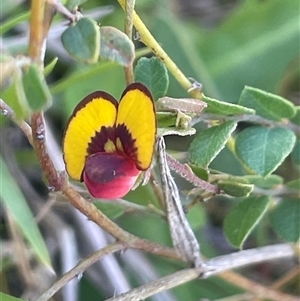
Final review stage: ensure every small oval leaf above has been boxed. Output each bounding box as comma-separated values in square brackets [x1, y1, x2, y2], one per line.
[188, 121, 237, 168]
[22, 63, 52, 111]
[290, 106, 300, 126]
[189, 164, 209, 181]
[235, 126, 296, 176]
[61, 17, 100, 63]
[286, 178, 300, 190]
[156, 111, 177, 128]
[224, 195, 271, 248]
[243, 174, 283, 189]
[1, 68, 29, 120]
[239, 86, 296, 121]
[218, 181, 253, 197]
[270, 198, 300, 242]
[134, 57, 169, 101]
[95, 201, 125, 220]
[44, 57, 58, 77]
[100, 26, 134, 67]
[203, 94, 255, 116]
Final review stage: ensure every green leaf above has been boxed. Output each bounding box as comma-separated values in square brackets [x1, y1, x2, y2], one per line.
[61, 17, 100, 64]
[235, 126, 296, 176]
[291, 140, 300, 165]
[0, 292, 26, 301]
[44, 57, 58, 77]
[286, 178, 300, 190]
[0, 155, 51, 267]
[1, 69, 29, 120]
[22, 63, 52, 111]
[239, 86, 296, 121]
[188, 121, 237, 168]
[100, 26, 135, 67]
[134, 57, 169, 101]
[94, 201, 125, 220]
[187, 204, 207, 229]
[243, 174, 283, 189]
[189, 164, 209, 181]
[203, 95, 255, 116]
[156, 112, 177, 128]
[218, 181, 253, 197]
[290, 106, 300, 126]
[224, 196, 271, 248]
[270, 198, 300, 242]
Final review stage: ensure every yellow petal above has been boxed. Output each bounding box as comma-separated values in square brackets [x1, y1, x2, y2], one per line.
[63, 92, 118, 180]
[116, 83, 156, 170]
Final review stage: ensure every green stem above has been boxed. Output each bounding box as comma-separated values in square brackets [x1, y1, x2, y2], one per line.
[123, 0, 135, 84]
[117, 0, 202, 99]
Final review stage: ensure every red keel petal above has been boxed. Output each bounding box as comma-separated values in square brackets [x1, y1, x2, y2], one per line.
[83, 153, 140, 199]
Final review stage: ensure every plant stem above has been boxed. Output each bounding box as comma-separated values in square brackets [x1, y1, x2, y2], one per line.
[62, 184, 180, 259]
[34, 242, 124, 301]
[123, 0, 135, 84]
[105, 268, 202, 301]
[166, 153, 219, 194]
[105, 243, 297, 301]
[117, 0, 202, 99]
[198, 113, 300, 135]
[35, 241, 296, 301]
[29, 0, 45, 64]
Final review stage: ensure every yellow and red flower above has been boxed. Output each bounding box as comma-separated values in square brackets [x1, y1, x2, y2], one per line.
[63, 83, 156, 199]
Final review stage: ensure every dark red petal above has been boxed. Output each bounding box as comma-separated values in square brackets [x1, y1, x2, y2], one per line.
[83, 152, 140, 199]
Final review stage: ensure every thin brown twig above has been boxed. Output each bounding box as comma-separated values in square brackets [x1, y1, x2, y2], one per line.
[47, 0, 82, 23]
[105, 268, 202, 301]
[104, 245, 298, 301]
[34, 242, 297, 301]
[218, 271, 299, 301]
[271, 267, 300, 290]
[31, 112, 67, 191]
[166, 153, 220, 194]
[61, 184, 180, 259]
[150, 170, 166, 210]
[34, 242, 124, 301]
[112, 271, 298, 301]
[207, 243, 298, 301]
[198, 113, 300, 135]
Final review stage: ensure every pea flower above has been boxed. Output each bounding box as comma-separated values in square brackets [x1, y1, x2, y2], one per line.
[63, 83, 156, 199]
